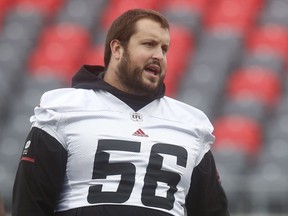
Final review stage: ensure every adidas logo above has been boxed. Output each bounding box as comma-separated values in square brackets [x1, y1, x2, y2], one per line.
[132, 128, 149, 137]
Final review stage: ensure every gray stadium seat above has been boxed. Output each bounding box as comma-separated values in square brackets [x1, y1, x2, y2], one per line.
[241, 52, 285, 79]
[213, 147, 250, 212]
[1, 8, 43, 51]
[259, 0, 288, 27]
[162, 6, 201, 36]
[56, 0, 107, 31]
[221, 98, 268, 123]
[0, 73, 65, 211]
[247, 160, 288, 213]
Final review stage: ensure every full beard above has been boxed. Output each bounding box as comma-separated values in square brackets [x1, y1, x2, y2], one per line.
[117, 52, 165, 96]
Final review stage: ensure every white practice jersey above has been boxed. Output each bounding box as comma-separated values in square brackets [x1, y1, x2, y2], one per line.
[31, 88, 215, 216]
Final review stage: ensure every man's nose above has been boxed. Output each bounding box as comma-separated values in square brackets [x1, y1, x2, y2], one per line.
[152, 47, 164, 60]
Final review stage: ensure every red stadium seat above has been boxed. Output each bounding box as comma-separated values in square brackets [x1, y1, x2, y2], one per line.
[226, 67, 282, 107]
[164, 0, 211, 14]
[246, 25, 288, 60]
[213, 115, 262, 155]
[28, 43, 83, 81]
[205, 0, 264, 35]
[0, 0, 16, 29]
[165, 25, 194, 97]
[82, 45, 105, 66]
[101, 0, 162, 30]
[28, 24, 91, 80]
[0, 0, 15, 13]
[15, 0, 64, 17]
[38, 23, 90, 51]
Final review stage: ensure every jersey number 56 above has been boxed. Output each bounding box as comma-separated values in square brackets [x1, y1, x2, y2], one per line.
[87, 139, 188, 210]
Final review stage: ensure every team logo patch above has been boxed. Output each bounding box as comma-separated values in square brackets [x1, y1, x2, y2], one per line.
[21, 140, 35, 162]
[25, 140, 31, 149]
[130, 112, 143, 122]
[23, 140, 31, 155]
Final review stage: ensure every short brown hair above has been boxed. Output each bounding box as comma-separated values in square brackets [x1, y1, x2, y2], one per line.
[104, 8, 170, 68]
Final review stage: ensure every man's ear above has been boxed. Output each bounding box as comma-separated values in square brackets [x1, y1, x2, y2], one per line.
[110, 39, 123, 60]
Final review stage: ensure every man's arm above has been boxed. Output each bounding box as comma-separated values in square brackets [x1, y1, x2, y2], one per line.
[12, 127, 67, 216]
[185, 150, 230, 216]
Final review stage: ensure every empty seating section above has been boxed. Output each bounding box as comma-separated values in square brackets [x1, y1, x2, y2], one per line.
[246, 25, 288, 60]
[14, 0, 65, 18]
[221, 98, 267, 123]
[162, 0, 211, 35]
[226, 67, 282, 107]
[56, 0, 106, 31]
[28, 23, 91, 81]
[100, 0, 162, 30]
[165, 25, 194, 97]
[0, 0, 287, 214]
[164, 0, 211, 14]
[259, 0, 288, 27]
[83, 45, 105, 66]
[0, 0, 15, 31]
[213, 115, 262, 156]
[204, 0, 264, 36]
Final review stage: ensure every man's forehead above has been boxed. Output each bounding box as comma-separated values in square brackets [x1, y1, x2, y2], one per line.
[134, 18, 170, 41]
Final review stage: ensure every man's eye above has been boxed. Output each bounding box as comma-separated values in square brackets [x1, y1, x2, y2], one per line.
[162, 47, 169, 55]
[144, 42, 153, 47]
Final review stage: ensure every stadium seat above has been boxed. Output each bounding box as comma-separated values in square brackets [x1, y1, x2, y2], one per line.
[241, 52, 285, 79]
[193, 30, 242, 68]
[38, 23, 90, 51]
[0, 42, 28, 72]
[205, 0, 264, 35]
[163, 0, 210, 15]
[28, 44, 82, 81]
[56, 0, 106, 31]
[213, 115, 262, 156]
[177, 84, 220, 120]
[283, 80, 288, 97]
[221, 98, 267, 123]
[0, 81, 10, 125]
[262, 136, 288, 167]
[15, 0, 65, 17]
[82, 45, 105, 66]
[226, 67, 282, 107]
[265, 114, 288, 142]
[0, 163, 17, 211]
[0, 0, 16, 30]
[181, 60, 227, 94]
[100, 0, 162, 30]
[259, 0, 288, 27]
[213, 147, 250, 212]
[177, 29, 242, 119]
[0, 0, 15, 12]
[177, 60, 228, 119]
[160, 0, 208, 41]
[1, 9, 43, 52]
[246, 25, 288, 60]
[0, 73, 65, 212]
[247, 156, 288, 212]
[12, 74, 65, 114]
[274, 96, 288, 116]
[165, 25, 194, 97]
[162, 6, 201, 35]
[28, 23, 91, 80]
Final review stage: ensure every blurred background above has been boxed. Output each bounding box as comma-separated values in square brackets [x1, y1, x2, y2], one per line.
[0, 0, 288, 215]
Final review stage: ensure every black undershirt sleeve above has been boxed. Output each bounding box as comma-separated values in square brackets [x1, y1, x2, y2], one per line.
[12, 127, 67, 216]
[185, 150, 230, 216]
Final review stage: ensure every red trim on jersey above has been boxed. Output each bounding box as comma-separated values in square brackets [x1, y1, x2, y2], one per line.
[21, 156, 35, 163]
